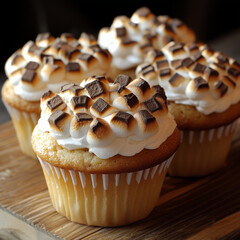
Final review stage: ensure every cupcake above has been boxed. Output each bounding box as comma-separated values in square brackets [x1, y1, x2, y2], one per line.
[136, 41, 240, 177]
[2, 32, 112, 158]
[31, 75, 180, 226]
[98, 6, 195, 79]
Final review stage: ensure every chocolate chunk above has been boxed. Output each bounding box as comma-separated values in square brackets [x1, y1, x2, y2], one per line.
[171, 59, 182, 69]
[43, 56, 60, 70]
[193, 63, 207, 73]
[144, 97, 162, 113]
[142, 65, 155, 75]
[139, 63, 151, 71]
[71, 95, 90, 109]
[22, 69, 36, 83]
[121, 37, 136, 45]
[91, 118, 104, 134]
[138, 110, 156, 124]
[223, 75, 236, 87]
[159, 68, 171, 77]
[42, 90, 53, 99]
[47, 95, 64, 110]
[217, 53, 228, 64]
[61, 45, 79, 59]
[25, 61, 40, 71]
[114, 74, 131, 87]
[29, 44, 46, 56]
[52, 39, 67, 50]
[212, 62, 226, 70]
[123, 93, 139, 108]
[112, 111, 133, 125]
[92, 98, 110, 114]
[165, 23, 174, 33]
[48, 109, 67, 126]
[169, 43, 184, 53]
[228, 67, 240, 78]
[215, 80, 228, 97]
[116, 27, 127, 37]
[182, 57, 194, 68]
[85, 79, 105, 99]
[136, 7, 151, 17]
[232, 60, 240, 69]
[192, 51, 203, 62]
[155, 59, 169, 69]
[75, 112, 93, 122]
[153, 85, 167, 104]
[193, 77, 209, 89]
[36, 32, 51, 42]
[78, 53, 94, 62]
[66, 62, 80, 72]
[169, 73, 185, 86]
[61, 83, 83, 95]
[204, 67, 219, 79]
[135, 78, 150, 93]
[151, 49, 164, 58]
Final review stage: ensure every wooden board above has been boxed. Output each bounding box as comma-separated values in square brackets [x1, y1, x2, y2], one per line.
[0, 121, 240, 240]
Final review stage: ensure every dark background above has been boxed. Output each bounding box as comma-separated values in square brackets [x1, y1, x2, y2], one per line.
[0, 0, 240, 76]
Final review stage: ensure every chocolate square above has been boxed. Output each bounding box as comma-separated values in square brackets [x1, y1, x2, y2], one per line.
[182, 57, 194, 68]
[22, 69, 36, 83]
[136, 7, 151, 17]
[135, 78, 150, 93]
[142, 65, 155, 76]
[78, 53, 94, 62]
[153, 85, 167, 104]
[42, 90, 53, 99]
[36, 32, 51, 42]
[85, 79, 105, 99]
[92, 98, 110, 114]
[116, 27, 127, 37]
[112, 111, 133, 125]
[169, 43, 184, 53]
[168, 73, 185, 86]
[75, 112, 93, 122]
[47, 95, 64, 110]
[144, 97, 162, 113]
[193, 63, 207, 73]
[25, 61, 40, 71]
[215, 80, 228, 97]
[138, 110, 155, 124]
[66, 62, 80, 72]
[48, 109, 67, 126]
[228, 67, 240, 78]
[159, 68, 171, 77]
[61, 83, 83, 95]
[71, 95, 90, 109]
[155, 60, 169, 69]
[193, 77, 209, 89]
[123, 93, 139, 108]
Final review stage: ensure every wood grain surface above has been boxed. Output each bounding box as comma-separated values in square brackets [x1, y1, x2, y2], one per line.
[0, 121, 240, 240]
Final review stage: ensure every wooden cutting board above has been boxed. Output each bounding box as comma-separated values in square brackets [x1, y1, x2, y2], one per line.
[0, 121, 240, 240]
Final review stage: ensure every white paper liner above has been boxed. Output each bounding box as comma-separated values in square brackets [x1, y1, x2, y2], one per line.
[38, 155, 174, 189]
[37, 154, 174, 226]
[179, 120, 238, 145]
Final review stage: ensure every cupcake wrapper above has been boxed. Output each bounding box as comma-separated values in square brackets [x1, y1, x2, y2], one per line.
[3, 100, 39, 158]
[38, 154, 174, 226]
[168, 120, 238, 177]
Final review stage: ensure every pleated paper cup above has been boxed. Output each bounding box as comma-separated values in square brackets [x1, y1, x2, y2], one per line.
[168, 120, 238, 177]
[3, 100, 39, 159]
[37, 154, 174, 227]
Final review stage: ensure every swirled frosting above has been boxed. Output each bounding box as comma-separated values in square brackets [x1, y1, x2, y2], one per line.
[5, 32, 112, 101]
[136, 41, 240, 115]
[98, 6, 195, 70]
[37, 75, 177, 159]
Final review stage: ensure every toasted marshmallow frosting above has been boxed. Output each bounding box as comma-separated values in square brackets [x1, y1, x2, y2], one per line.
[136, 41, 240, 115]
[5, 32, 112, 101]
[38, 75, 176, 159]
[98, 6, 195, 70]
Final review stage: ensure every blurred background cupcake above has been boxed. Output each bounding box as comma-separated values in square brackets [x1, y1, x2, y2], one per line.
[1, 33, 112, 158]
[98, 6, 195, 79]
[136, 41, 240, 177]
[32, 75, 180, 226]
